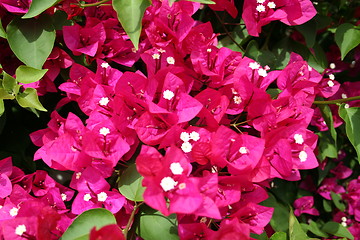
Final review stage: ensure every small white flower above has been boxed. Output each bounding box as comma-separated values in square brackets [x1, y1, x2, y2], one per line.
[178, 182, 186, 190]
[99, 97, 110, 106]
[97, 192, 108, 202]
[61, 193, 67, 201]
[345, 103, 350, 109]
[99, 127, 110, 136]
[258, 68, 268, 77]
[10, 207, 19, 217]
[294, 134, 304, 144]
[163, 90, 175, 100]
[299, 150, 308, 162]
[170, 162, 184, 175]
[341, 93, 348, 99]
[256, 4, 266, 12]
[328, 74, 335, 80]
[15, 224, 27, 236]
[190, 131, 200, 141]
[207, 48, 212, 53]
[101, 62, 109, 69]
[180, 132, 190, 142]
[267, 2, 276, 8]
[257, 0, 265, 3]
[329, 63, 336, 69]
[166, 57, 175, 65]
[239, 147, 248, 154]
[181, 142, 192, 153]
[158, 48, 166, 53]
[83, 193, 92, 201]
[233, 96, 242, 104]
[341, 222, 347, 227]
[341, 217, 347, 222]
[152, 53, 160, 59]
[160, 177, 177, 192]
[327, 80, 334, 87]
[249, 62, 260, 70]
[75, 172, 82, 179]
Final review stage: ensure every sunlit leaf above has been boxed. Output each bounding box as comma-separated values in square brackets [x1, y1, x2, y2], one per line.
[112, 0, 151, 50]
[16, 88, 47, 112]
[335, 23, 360, 60]
[7, 15, 55, 69]
[61, 208, 117, 240]
[22, 0, 60, 19]
[118, 164, 145, 202]
[15, 66, 48, 84]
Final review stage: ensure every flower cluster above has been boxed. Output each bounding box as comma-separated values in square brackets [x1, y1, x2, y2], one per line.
[0, 0, 359, 239]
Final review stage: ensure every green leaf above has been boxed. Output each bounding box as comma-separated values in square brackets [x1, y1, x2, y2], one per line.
[186, 0, 215, 4]
[316, 131, 338, 161]
[270, 232, 287, 240]
[307, 220, 329, 238]
[289, 210, 308, 240]
[322, 222, 354, 239]
[318, 102, 337, 146]
[16, 88, 47, 112]
[0, 19, 7, 39]
[339, 104, 360, 163]
[118, 164, 145, 202]
[22, 0, 60, 19]
[136, 206, 179, 240]
[6, 15, 55, 69]
[15, 66, 48, 84]
[0, 100, 4, 116]
[261, 193, 290, 232]
[335, 23, 360, 60]
[295, 19, 317, 48]
[323, 199, 332, 213]
[112, 0, 150, 50]
[2, 73, 18, 95]
[331, 192, 346, 211]
[61, 208, 117, 240]
[251, 232, 269, 240]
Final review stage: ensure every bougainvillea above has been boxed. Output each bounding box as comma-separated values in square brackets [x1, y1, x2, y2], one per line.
[0, 0, 360, 239]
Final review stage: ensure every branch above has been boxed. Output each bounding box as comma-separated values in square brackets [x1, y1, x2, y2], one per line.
[313, 96, 360, 105]
[77, 0, 111, 8]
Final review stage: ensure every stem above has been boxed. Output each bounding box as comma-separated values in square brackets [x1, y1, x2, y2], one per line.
[123, 202, 144, 239]
[78, 0, 111, 8]
[213, 11, 245, 52]
[313, 96, 360, 105]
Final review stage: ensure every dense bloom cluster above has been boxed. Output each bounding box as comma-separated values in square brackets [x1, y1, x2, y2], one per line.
[0, 0, 359, 239]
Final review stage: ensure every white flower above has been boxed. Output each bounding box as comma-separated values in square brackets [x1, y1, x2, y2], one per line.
[181, 142, 192, 153]
[327, 80, 334, 87]
[97, 192, 108, 202]
[299, 151, 308, 162]
[83, 193, 92, 201]
[207, 48, 212, 53]
[190, 131, 200, 141]
[267, 2, 276, 8]
[258, 68, 268, 77]
[328, 74, 335, 80]
[15, 224, 26, 236]
[75, 172, 82, 179]
[101, 62, 109, 69]
[61, 193, 67, 201]
[257, 0, 265, 3]
[10, 207, 19, 217]
[152, 53, 160, 59]
[163, 90, 175, 100]
[99, 97, 110, 106]
[256, 4, 266, 12]
[170, 162, 184, 175]
[166, 57, 175, 65]
[341, 93, 348, 99]
[99, 127, 110, 136]
[160, 177, 177, 192]
[180, 132, 190, 142]
[239, 147, 248, 154]
[329, 63, 336, 69]
[294, 134, 304, 144]
[249, 62, 260, 70]
[233, 96, 242, 104]
[345, 103, 350, 109]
